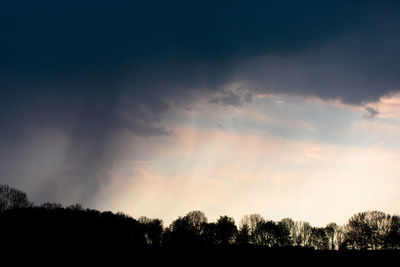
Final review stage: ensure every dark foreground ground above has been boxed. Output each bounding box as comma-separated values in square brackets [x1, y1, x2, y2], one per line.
[3, 245, 399, 265]
[125, 247, 400, 266]
[1, 207, 399, 265]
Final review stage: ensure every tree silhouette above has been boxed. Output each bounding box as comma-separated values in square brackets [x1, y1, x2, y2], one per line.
[310, 227, 329, 250]
[294, 221, 313, 247]
[343, 211, 395, 250]
[0, 184, 32, 212]
[240, 214, 264, 244]
[201, 221, 218, 246]
[386, 215, 400, 249]
[256, 220, 276, 247]
[325, 223, 338, 250]
[162, 211, 208, 247]
[335, 225, 345, 250]
[215, 215, 238, 245]
[237, 219, 250, 245]
[275, 220, 293, 246]
[138, 216, 164, 246]
[343, 212, 370, 249]
[185, 210, 208, 232]
[40, 202, 63, 210]
[280, 218, 295, 240]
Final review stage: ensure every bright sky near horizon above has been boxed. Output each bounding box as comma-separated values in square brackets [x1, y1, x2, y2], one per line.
[89, 91, 400, 226]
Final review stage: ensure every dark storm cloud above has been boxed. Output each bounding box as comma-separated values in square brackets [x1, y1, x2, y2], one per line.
[0, 1, 360, 77]
[235, 2, 400, 105]
[2, 1, 397, 111]
[1, 0, 400, 205]
[1, 0, 377, 146]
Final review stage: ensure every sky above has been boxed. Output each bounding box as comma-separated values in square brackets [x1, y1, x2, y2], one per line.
[1, 0, 400, 226]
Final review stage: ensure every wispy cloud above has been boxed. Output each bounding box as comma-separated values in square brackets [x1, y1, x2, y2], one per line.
[363, 107, 379, 119]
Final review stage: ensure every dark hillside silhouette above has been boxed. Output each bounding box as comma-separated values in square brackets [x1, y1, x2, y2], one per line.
[0, 184, 399, 263]
[0, 205, 147, 253]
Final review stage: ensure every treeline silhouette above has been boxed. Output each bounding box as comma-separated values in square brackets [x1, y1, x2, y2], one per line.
[1, 184, 400, 258]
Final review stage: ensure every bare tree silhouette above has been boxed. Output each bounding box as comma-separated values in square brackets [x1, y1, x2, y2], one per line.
[0, 184, 32, 211]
